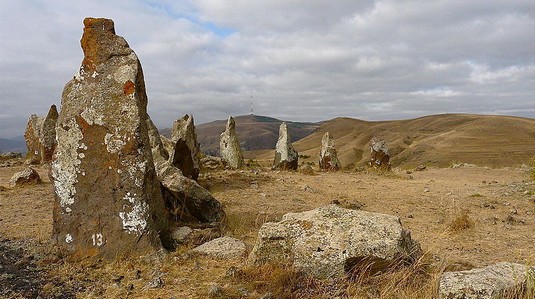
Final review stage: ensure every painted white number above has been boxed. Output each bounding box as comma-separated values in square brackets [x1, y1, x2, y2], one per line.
[92, 233, 104, 247]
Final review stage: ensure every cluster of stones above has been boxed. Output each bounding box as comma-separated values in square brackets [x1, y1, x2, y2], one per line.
[51, 18, 224, 260]
[24, 105, 58, 164]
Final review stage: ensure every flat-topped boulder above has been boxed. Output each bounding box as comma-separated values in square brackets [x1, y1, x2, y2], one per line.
[219, 116, 244, 169]
[248, 204, 421, 279]
[51, 18, 170, 260]
[273, 122, 298, 170]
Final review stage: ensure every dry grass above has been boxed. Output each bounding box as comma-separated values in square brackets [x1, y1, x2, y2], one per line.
[449, 212, 475, 232]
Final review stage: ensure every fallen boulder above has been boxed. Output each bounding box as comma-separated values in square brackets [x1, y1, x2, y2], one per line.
[192, 236, 246, 259]
[10, 167, 42, 187]
[248, 204, 421, 279]
[439, 262, 535, 299]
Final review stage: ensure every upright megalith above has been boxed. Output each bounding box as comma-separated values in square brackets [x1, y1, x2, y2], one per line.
[319, 132, 341, 171]
[24, 104, 58, 165]
[273, 122, 298, 170]
[24, 114, 44, 164]
[219, 116, 244, 169]
[368, 137, 391, 170]
[170, 114, 200, 180]
[51, 18, 170, 260]
[41, 105, 59, 164]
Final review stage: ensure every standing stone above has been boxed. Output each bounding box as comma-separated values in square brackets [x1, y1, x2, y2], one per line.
[24, 114, 44, 164]
[24, 105, 59, 165]
[51, 18, 170, 260]
[40, 105, 59, 164]
[319, 132, 341, 171]
[219, 116, 244, 169]
[273, 122, 298, 170]
[369, 137, 391, 170]
[170, 114, 200, 180]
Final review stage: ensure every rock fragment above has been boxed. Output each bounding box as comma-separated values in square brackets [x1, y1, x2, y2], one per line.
[273, 122, 298, 170]
[219, 116, 244, 169]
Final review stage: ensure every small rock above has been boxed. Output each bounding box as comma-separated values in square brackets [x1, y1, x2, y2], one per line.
[9, 167, 41, 187]
[302, 185, 315, 193]
[208, 284, 223, 297]
[171, 226, 193, 244]
[146, 276, 164, 289]
[414, 164, 426, 171]
[191, 236, 246, 259]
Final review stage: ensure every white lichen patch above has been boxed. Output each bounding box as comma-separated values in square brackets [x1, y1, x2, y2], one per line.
[80, 107, 104, 126]
[119, 193, 148, 235]
[52, 118, 83, 208]
[74, 66, 85, 81]
[114, 64, 136, 84]
[104, 133, 126, 153]
[65, 234, 73, 243]
[91, 71, 98, 78]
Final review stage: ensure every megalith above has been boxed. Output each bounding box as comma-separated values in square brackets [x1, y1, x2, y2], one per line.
[24, 104, 58, 164]
[24, 114, 44, 164]
[319, 132, 341, 171]
[273, 122, 298, 170]
[369, 137, 391, 170]
[170, 114, 200, 180]
[51, 18, 170, 260]
[219, 116, 244, 169]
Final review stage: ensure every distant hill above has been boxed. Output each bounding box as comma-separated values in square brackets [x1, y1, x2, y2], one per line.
[252, 114, 535, 168]
[0, 136, 26, 154]
[160, 115, 320, 155]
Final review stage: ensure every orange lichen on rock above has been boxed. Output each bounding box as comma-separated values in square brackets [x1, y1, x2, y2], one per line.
[123, 80, 135, 95]
[80, 18, 118, 71]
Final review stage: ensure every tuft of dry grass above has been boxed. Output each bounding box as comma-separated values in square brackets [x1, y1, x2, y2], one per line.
[449, 212, 475, 232]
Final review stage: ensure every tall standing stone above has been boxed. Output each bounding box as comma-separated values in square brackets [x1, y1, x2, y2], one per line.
[219, 116, 244, 169]
[40, 105, 59, 164]
[273, 122, 298, 170]
[51, 18, 170, 260]
[368, 137, 391, 170]
[170, 114, 200, 180]
[319, 132, 341, 171]
[24, 114, 44, 164]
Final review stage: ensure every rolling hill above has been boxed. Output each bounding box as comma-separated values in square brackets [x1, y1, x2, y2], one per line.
[251, 114, 535, 168]
[161, 114, 320, 156]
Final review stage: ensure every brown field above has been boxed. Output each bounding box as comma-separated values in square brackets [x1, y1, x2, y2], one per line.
[1, 161, 534, 298]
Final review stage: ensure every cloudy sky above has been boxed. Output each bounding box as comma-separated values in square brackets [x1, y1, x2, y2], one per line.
[0, 0, 534, 138]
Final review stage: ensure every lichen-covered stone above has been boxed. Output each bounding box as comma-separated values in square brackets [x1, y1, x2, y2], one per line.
[369, 137, 391, 170]
[191, 236, 246, 259]
[219, 116, 244, 169]
[319, 132, 341, 171]
[10, 167, 42, 187]
[439, 262, 535, 299]
[51, 18, 171, 260]
[248, 204, 421, 279]
[170, 114, 200, 180]
[24, 105, 59, 165]
[24, 114, 44, 164]
[273, 122, 298, 170]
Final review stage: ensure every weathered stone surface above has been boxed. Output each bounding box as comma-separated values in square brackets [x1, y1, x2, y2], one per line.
[171, 226, 193, 244]
[10, 167, 41, 187]
[369, 137, 391, 170]
[40, 105, 59, 164]
[319, 132, 341, 171]
[24, 105, 59, 165]
[219, 117, 244, 169]
[273, 122, 298, 170]
[439, 262, 535, 299]
[192, 236, 246, 259]
[248, 204, 421, 279]
[201, 155, 224, 170]
[24, 114, 44, 164]
[170, 114, 200, 180]
[51, 18, 171, 260]
[156, 160, 225, 223]
[145, 118, 225, 225]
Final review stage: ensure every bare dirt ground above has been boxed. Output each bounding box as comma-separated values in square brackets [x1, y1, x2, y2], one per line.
[0, 163, 534, 298]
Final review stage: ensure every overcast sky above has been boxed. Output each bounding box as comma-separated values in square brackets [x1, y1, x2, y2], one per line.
[0, 0, 534, 138]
